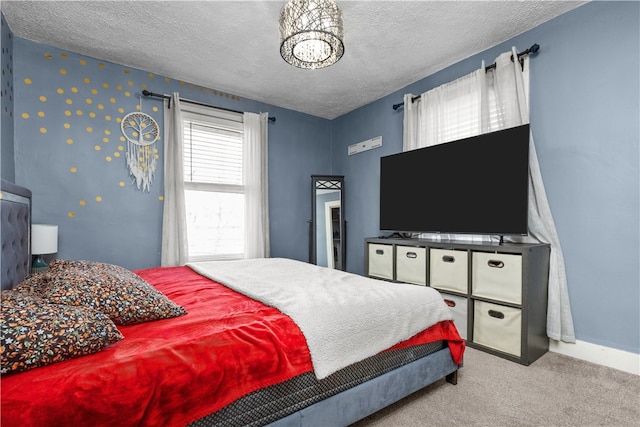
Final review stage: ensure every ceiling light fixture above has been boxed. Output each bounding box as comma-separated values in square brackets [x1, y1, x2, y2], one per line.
[279, 0, 344, 69]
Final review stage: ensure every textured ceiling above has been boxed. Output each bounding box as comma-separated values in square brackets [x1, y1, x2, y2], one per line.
[2, 0, 587, 119]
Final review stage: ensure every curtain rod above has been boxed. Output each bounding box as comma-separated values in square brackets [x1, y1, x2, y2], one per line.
[141, 90, 276, 122]
[392, 43, 539, 111]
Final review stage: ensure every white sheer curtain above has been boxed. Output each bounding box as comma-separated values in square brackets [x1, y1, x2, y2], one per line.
[243, 112, 270, 259]
[161, 93, 188, 266]
[403, 49, 575, 342]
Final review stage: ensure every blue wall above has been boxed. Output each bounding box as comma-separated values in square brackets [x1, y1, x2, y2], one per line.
[332, 1, 639, 354]
[10, 35, 331, 269]
[1, 13, 15, 181]
[5, 1, 639, 355]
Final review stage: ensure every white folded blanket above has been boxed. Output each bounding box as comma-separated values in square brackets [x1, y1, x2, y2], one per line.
[188, 258, 452, 379]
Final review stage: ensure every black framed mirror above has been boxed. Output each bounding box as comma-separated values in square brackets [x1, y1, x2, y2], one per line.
[309, 175, 346, 270]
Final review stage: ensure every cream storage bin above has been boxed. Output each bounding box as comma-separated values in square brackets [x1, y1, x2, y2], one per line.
[473, 300, 521, 357]
[472, 252, 522, 304]
[441, 293, 468, 340]
[367, 243, 393, 280]
[429, 249, 468, 293]
[396, 246, 426, 285]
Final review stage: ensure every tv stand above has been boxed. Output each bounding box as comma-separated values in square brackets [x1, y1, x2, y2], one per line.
[364, 237, 550, 365]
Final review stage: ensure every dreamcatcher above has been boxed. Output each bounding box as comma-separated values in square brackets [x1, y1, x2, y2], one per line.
[120, 100, 159, 192]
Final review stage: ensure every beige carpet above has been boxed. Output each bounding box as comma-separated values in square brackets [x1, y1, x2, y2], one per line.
[352, 347, 640, 426]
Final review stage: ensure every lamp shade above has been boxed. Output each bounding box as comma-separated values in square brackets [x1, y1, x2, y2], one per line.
[31, 224, 58, 255]
[279, 0, 344, 69]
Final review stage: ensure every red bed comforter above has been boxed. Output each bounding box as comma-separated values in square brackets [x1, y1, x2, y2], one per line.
[1, 266, 464, 427]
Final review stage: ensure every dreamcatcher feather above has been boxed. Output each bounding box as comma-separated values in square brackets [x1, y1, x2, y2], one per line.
[120, 111, 159, 192]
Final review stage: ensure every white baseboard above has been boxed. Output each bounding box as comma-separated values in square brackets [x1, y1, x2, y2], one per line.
[549, 339, 639, 375]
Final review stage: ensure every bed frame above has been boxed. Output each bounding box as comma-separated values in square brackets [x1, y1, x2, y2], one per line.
[1, 179, 32, 291]
[0, 179, 460, 426]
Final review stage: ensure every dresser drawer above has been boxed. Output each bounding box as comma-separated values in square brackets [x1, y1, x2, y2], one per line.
[367, 244, 393, 280]
[429, 249, 468, 293]
[473, 300, 521, 357]
[441, 293, 467, 340]
[396, 246, 426, 285]
[472, 252, 522, 304]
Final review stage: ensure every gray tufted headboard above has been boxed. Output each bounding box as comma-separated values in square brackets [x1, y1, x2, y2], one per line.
[1, 179, 32, 290]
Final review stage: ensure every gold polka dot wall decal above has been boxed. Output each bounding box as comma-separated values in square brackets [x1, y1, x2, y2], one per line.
[76, 110, 83, 116]
[189, 84, 194, 89]
[57, 88, 64, 94]
[39, 95, 47, 102]
[118, 108, 124, 114]
[180, 81, 185, 86]
[68, 212, 75, 218]
[158, 195, 164, 201]
[105, 115, 112, 121]
[99, 63, 105, 68]
[105, 129, 111, 135]
[110, 98, 116, 103]
[80, 59, 86, 66]
[65, 110, 72, 116]
[60, 69, 67, 75]
[103, 137, 109, 143]
[95, 196, 102, 202]
[91, 89, 98, 95]
[86, 127, 93, 133]
[85, 98, 93, 104]
[124, 91, 131, 97]
[94, 145, 101, 151]
[152, 106, 158, 112]
[164, 77, 170, 83]
[64, 123, 71, 129]
[118, 145, 124, 151]
[97, 104, 104, 110]
[24, 78, 32, 84]
[105, 156, 112, 162]
[79, 200, 86, 206]
[61, 53, 68, 59]
[89, 112, 96, 118]
[128, 81, 134, 87]
[38, 111, 45, 117]
[114, 152, 120, 157]
[116, 85, 123, 91]
[83, 77, 90, 84]
[71, 87, 78, 93]
[66, 138, 73, 144]
[103, 83, 109, 89]
[141, 83, 147, 89]
[66, 99, 73, 105]
[119, 181, 125, 187]
[116, 117, 122, 123]
[70, 167, 77, 173]
[40, 127, 47, 134]
[148, 73, 154, 79]
[21, 112, 29, 119]
[136, 104, 141, 111]
[124, 69, 130, 74]
[45, 53, 52, 60]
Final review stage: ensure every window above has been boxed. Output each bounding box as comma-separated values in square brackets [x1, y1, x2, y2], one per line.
[181, 105, 245, 261]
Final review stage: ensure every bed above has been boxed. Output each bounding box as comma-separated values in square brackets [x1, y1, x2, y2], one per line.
[0, 179, 464, 427]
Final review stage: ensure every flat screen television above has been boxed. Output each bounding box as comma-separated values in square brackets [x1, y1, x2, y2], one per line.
[379, 124, 530, 236]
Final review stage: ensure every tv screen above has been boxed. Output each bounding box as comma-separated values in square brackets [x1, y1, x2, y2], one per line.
[380, 124, 530, 236]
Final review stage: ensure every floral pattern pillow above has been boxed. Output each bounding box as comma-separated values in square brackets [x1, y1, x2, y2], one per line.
[17, 260, 187, 325]
[1, 290, 123, 375]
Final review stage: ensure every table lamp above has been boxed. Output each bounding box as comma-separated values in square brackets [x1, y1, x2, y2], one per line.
[31, 224, 58, 274]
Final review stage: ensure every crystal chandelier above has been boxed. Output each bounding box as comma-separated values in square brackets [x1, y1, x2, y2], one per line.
[279, 0, 344, 69]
